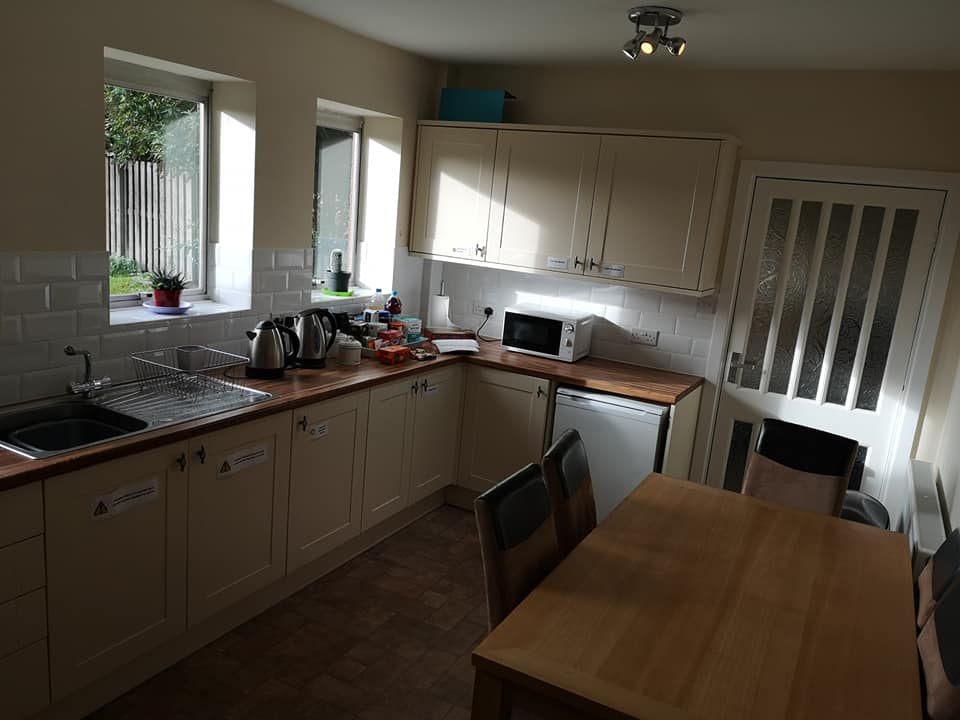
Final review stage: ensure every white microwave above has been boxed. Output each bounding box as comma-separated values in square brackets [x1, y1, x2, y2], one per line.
[501, 305, 594, 362]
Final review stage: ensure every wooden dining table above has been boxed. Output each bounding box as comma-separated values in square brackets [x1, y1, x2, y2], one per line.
[471, 473, 920, 720]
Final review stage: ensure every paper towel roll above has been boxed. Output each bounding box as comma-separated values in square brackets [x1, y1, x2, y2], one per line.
[427, 294, 451, 328]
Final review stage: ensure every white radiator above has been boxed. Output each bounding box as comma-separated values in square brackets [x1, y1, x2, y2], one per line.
[908, 458, 950, 578]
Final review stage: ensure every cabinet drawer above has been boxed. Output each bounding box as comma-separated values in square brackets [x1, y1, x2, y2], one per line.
[0, 483, 43, 548]
[0, 639, 49, 719]
[0, 588, 46, 659]
[0, 536, 44, 606]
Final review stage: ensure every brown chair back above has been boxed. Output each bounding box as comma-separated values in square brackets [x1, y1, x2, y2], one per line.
[474, 463, 561, 630]
[741, 419, 857, 516]
[919, 529, 960, 628]
[919, 582, 960, 719]
[543, 429, 597, 558]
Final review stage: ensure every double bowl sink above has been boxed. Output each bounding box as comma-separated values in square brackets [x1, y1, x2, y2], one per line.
[0, 384, 273, 460]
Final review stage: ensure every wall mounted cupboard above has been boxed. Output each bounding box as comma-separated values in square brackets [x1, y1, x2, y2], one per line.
[410, 121, 738, 295]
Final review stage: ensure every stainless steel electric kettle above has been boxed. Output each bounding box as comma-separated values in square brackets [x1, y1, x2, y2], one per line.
[245, 320, 300, 378]
[294, 308, 338, 368]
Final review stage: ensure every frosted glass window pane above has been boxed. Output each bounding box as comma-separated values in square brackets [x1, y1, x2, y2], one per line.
[769, 201, 822, 395]
[856, 209, 918, 411]
[741, 199, 792, 390]
[723, 420, 754, 492]
[826, 206, 885, 405]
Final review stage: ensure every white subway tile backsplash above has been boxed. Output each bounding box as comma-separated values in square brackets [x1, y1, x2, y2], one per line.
[602, 306, 641, 328]
[287, 271, 314, 291]
[77, 252, 109, 280]
[49, 336, 101, 366]
[659, 294, 700, 317]
[23, 311, 77, 341]
[100, 330, 147, 359]
[1, 284, 50, 314]
[656, 333, 694, 355]
[21, 366, 83, 401]
[274, 250, 305, 270]
[623, 289, 662, 312]
[251, 292, 273, 316]
[20, 253, 76, 282]
[0, 343, 48, 373]
[669, 354, 708, 376]
[589, 286, 626, 306]
[188, 321, 225, 345]
[0, 254, 20, 283]
[0, 375, 20, 405]
[676, 315, 715, 340]
[0, 317, 21, 345]
[252, 249, 275, 271]
[78, 307, 110, 334]
[639, 312, 678, 333]
[272, 291, 303, 314]
[255, 271, 288, 293]
[51, 281, 103, 310]
[692, 338, 710, 357]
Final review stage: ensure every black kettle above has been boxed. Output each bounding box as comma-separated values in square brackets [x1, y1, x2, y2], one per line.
[245, 320, 300, 379]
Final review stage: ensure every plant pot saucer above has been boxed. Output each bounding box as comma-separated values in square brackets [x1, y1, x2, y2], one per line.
[143, 300, 192, 315]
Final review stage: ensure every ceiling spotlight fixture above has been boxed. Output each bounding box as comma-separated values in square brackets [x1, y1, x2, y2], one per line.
[622, 6, 685, 60]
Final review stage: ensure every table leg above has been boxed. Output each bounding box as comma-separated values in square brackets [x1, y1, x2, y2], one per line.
[472, 667, 511, 719]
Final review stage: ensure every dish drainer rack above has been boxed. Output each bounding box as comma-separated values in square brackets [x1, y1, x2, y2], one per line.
[131, 346, 251, 400]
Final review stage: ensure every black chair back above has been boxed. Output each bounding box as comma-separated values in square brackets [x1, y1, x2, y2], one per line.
[543, 429, 597, 558]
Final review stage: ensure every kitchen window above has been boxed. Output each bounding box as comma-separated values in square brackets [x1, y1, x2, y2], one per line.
[312, 112, 362, 285]
[104, 59, 209, 305]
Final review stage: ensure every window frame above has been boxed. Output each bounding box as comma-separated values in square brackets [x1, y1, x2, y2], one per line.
[312, 110, 363, 286]
[104, 60, 211, 307]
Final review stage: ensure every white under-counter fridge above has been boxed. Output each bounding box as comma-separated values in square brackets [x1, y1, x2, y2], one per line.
[552, 387, 669, 521]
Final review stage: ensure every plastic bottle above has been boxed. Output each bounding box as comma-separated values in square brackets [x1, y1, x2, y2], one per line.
[369, 288, 384, 311]
[386, 290, 402, 316]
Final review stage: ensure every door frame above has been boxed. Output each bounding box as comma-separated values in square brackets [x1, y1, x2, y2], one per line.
[690, 160, 960, 528]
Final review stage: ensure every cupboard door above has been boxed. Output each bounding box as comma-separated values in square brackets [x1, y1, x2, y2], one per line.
[411, 126, 497, 261]
[288, 391, 369, 572]
[458, 367, 550, 493]
[188, 414, 291, 626]
[585, 136, 721, 289]
[362, 378, 416, 529]
[488, 130, 600, 273]
[408, 366, 464, 503]
[45, 443, 188, 699]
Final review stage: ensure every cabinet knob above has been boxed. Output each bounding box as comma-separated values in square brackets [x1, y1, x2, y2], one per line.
[176, 453, 187, 472]
[197, 445, 206, 464]
[297, 416, 308, 432]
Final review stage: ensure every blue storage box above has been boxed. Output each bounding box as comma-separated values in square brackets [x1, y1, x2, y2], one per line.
[438, 89, 515, 123]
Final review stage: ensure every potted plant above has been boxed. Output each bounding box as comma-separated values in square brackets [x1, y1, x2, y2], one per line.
[148, 269, 187, 307]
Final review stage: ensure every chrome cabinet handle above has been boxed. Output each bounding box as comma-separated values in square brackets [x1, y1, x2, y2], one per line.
[197, 445, 206, 464]
[176, 453, 187, 472]
[574, 256, 583, 268]
[475, 244, 486, 258]
[297, 416, 308, 432]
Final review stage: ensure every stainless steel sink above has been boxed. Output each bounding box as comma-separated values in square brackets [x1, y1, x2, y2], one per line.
[0, 381, 272, 460]
[0, 401, 148, 459]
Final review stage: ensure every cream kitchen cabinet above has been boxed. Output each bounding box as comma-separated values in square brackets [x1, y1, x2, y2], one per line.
[188, 414, 291, 626]
[409, 121, 737, 294]
[288, 391, 369, 572]
[458, 366, 550, 493]
[407, 365, 464, 504]
[584, 135, 735, 291]
[410, 125, 498, 261]
[362, 366, 465, 529]
[45, 444, 187, 700]
[487, 130, 600, 273]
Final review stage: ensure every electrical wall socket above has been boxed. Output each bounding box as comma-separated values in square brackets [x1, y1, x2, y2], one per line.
[631, 328, 659, 346]
[472, 301, 487, 316]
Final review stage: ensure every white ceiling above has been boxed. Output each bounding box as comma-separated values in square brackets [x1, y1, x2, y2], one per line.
[273, 0, 960, 69]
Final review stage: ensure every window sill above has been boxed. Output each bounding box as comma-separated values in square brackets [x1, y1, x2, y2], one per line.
[110, 300, 248, 326]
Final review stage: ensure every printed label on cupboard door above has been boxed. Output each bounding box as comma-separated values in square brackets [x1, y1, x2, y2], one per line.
[90, 476, 159, 520]
[547, 256, 570, 270]
[600, 263, 625, 278]
[308, 422, 329, 440]
[217, 444, 269, 479]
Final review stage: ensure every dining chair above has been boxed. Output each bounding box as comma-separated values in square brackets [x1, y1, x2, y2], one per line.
[841, 489, 891, 530]
[474, 463, 561, 630]
[542, 429, 597, 559]
[918, 580, 960, 720]
[741, 418, 858, 516]
[918, 529, 960, 628]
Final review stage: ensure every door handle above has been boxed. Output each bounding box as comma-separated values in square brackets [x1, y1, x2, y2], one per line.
[727, 352, 758, 383]
[176, 453, 187, 472]
[197, 445, 206, 464]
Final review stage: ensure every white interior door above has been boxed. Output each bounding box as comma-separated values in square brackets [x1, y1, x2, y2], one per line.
[708, 178, 945, 500]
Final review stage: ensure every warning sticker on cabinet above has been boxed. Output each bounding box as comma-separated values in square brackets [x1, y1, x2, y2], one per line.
[424, 385, 439, 395]
[91, 476, 159, 521]
[546, 256, 569, 271]
[217, 443, 269, 479]
[600, 263, 625, 278]
[308, 422, 328, 441]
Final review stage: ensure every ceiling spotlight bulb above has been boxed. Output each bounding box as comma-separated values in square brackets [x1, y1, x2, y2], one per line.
[639, 27, 661, 55]
[665, 36, 686, 56]
[622, 32, 645, 60]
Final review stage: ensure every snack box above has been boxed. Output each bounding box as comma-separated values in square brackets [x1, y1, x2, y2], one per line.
[376, 345, 411, 365]
[378, 329, 403, 345]
[396, 316, 423, 336]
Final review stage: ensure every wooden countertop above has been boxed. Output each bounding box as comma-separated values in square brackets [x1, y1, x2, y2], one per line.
[0, 346, 701, 491]
[472, 474, 920, 720]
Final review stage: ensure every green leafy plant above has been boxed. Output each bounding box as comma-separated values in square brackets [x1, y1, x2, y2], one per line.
[148, 269, 188, 292]
[104, 85, 200, 172]
[109, 255, 141, 277]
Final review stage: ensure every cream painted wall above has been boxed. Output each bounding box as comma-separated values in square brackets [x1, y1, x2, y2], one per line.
[1, 0, 443, 253]
[450, 63, 960, 469]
